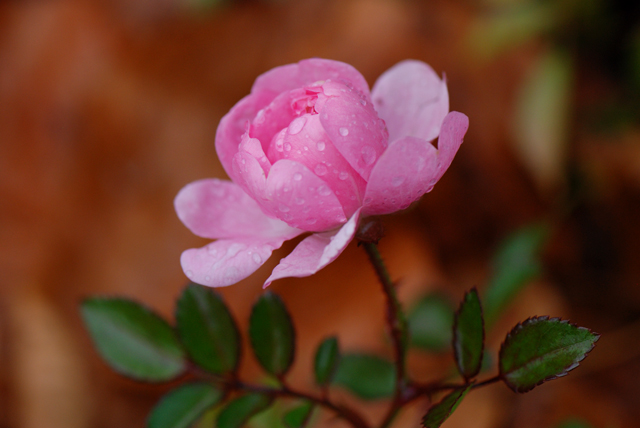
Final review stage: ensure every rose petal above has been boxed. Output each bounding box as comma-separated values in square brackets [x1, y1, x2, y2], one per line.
[319, 81, 388, 181]
[264, 208, 361, 287]
[268, 113, 365, 217]
[181, 238, 289, 287]
[371, 60, 449, 143]
[263, 160, 347, 232]
[216, 90, 274, 179]
[363, 112, 468, 216]
[432, 111, 469, 182]
[253, 58, 371, 99]
[175, 179, 299, 240]
[362, 136, 439, 216]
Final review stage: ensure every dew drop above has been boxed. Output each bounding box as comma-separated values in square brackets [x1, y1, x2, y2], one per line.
[316, 141, 326, 151]
[391, 176, 405, 187]
[361, 145, 376, 166]
[363, 197, 373, 205]
[284, 143, 292, 151]
[293, 173, 303, 181]
[338, 171, 349, 180]
[252, 253, 262, 264]
[279, 204, 290, 212]
[318, 185, 331, 196]
[186, 270, 194, 278]
[205, 275, 211, 282]
[224, 266, 239, 281]
[294, 197, 305, 205]
[360, 99, 367, 106]
[314, 164, 328, 176]
[288, 116, 306, 135]
[306, 218, 317, 225]
[339, 127, 349, 136]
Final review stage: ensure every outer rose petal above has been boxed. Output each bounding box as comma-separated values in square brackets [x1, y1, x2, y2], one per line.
[432, 111, 469, 182]
[252, 58, 371, 100]
[371, 60, 449, 143]
[216, 91, 274, 179]
[362, 136, 439, 216]
[175, 179, 298, 240]
[181, 238, 293, 287]
[363, 111, 469, 216]
[264, 208, 361, 287]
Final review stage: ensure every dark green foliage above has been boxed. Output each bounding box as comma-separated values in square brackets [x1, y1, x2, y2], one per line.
[81, 298, 185, 381]
[217, 394, 272, 428]
[333, 353, 395, 400]
[147, 383, 223, 428]
[453, 288, 485, 380]
[249, 292, 296, 376]
[176, 283, 240, 374]
[421, 385, 471, 428]
[314, 336, 340, 386]
[408, 294, 455, 351]
[499, 317, 599, 392]
[484, 223, 548, 324]
[283, 401, 314, 428]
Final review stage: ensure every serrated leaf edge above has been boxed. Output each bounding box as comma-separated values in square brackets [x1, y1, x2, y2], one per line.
[498, 316, 600, 393]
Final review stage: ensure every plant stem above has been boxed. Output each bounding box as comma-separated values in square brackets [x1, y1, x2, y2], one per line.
[235, 381, 371, 428]
[360, 241, 409, 428]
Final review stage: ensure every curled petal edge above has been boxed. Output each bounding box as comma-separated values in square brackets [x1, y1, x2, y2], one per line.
[264, 208, 362, 287]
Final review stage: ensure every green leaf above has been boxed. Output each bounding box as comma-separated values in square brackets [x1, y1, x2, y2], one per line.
[176, 283, 240, 374]
[147, 383, 223, 428]
[453, 288, 484, 380]
[499, 317, 599, 392]
[217, 393, 272, 428]
[314, 336, 340, 386]
[555, 418, 593, 428]
[249, 292, 295, 377]
[283, 401, 314, 428]
[408, 293, 455, 351]
[422, 385, 471, 428]
[80, 298, 185, 381]
[484, 223, 549, 325]
[334, 354, 395, 400]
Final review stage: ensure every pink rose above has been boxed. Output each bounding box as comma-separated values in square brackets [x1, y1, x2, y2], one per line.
[175, 59, 469, 287]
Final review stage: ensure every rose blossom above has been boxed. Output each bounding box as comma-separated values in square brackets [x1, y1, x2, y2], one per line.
[175, 58, 468, 287]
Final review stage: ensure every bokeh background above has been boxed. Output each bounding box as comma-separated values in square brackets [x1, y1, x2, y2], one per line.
[2, 0, 640, 427]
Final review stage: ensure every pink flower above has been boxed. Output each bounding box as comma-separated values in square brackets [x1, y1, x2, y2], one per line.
[175, 59, 469, 287]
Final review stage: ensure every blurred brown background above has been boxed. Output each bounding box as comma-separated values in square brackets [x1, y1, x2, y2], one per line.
[1, 0, 640, 427]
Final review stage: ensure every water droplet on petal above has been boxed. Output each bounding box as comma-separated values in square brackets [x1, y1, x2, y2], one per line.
[316, 141, 326, 151]
[293, 173, 303, 181]
[186, 270, 194, 278]
[360, 99, 366, 106]
[284, 143, 292, 151]
[279, 204, 290, 212]
[288, 116, 306, 135]
[252, 253, 262, 264]
[338, 171, 349, 180]
[363, 197, 373, 205]
[294, 197, 305, 205]
[339, 127, 349, 136]
[205, 275, 211, 281]
[306, 218, 317, 225]
[391, 176, 405, 187]
[224, 266, 239, 282]
[318, 185, 331, 196]
[361, 145, 376, 166]
[314, 164, 328, 176]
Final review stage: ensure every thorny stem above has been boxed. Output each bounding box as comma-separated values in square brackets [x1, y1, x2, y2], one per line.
[359, 240, 409, 428]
